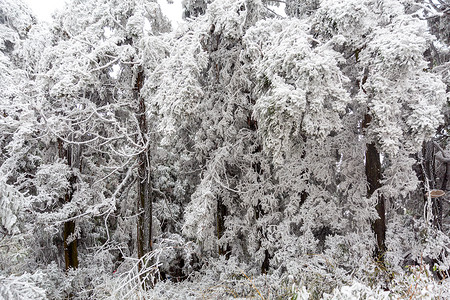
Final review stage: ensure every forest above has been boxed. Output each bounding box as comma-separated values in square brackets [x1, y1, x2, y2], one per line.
[0, 0, 449, 299]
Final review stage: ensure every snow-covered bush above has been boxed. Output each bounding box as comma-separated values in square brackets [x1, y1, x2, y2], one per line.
[0, 273, 47, 300]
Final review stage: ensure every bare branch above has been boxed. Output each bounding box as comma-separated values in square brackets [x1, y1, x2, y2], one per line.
[91, 56, 120, 72]
[436, 152, 450, 163]
[433, 141, 446, 155]
[434, 141, 450, 163]
[264, 5, 284, 18]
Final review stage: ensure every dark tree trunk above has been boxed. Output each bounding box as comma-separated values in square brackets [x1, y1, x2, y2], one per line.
[58, 138, 79, 271]
[135, 70, 153, 276]
[435, 142, 449, 230]
[247, 112, 272, 274]
[434, 165, 447, 229]
[216, 197, 230, 257]
[261, 249, 270, 275]
[422, 141, 446, 229]
[423, 141, 436, 190]
[363, 114, 386, 259]
[436, 151, 449, 278]
[63, 220, 78, 270]
[254, 201, 271, 274]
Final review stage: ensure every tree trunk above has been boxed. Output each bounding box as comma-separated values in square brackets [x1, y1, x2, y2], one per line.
[58, 138, 79, 271]
[423, 141, 436, 190]
[423, 141, 446, 229]
[434, 164, 447, 229]
[135, 70, 153, 277]
[363, 114, 386, 259]
[435, 143, 448, 230]
[63, 220, 78, 270]
[216, 197, 229, 257]
[247, 112, 272, 274]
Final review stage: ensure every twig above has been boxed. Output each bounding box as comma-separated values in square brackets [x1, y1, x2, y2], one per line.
[240, 270, 265, 300]
[91, 56, 120, 72]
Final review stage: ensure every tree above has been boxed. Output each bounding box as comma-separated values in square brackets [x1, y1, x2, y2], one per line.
[150, 0, 447, 293]
[0, 0, 40, 273]
[40, 0, 171, 285]
[1, 0, 450, 298]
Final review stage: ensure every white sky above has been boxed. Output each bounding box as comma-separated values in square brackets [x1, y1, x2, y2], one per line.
[22, 1, 284, 27]
[23, 0, 67, 21]
[23, 0, 184, 28]
[158, 0, 184, 28]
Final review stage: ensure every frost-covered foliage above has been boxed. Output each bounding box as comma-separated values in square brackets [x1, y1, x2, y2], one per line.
[0, 0, 34, 55]
[0, 273, 46, 300]
[182, 0, 214, 18]
[1, 0, 450, 299]
[0, 180, 24, 234]
[242, 18, 350, 159]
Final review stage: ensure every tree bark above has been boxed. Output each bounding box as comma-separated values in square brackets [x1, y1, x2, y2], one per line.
[63, 220, 78, 270]
[424, 141, 436, 190]
[58, 138, 79, 271]
[363, 114, 386, 259]
[435, 164, 447, 229]
[216, 197, 229, 257]
[247, 112, 272, 274]
[135, 70, 153, 277]
[434, 141, 448, 230]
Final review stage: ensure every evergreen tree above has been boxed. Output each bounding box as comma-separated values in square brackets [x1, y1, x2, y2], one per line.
[1, 0, 449, 298]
